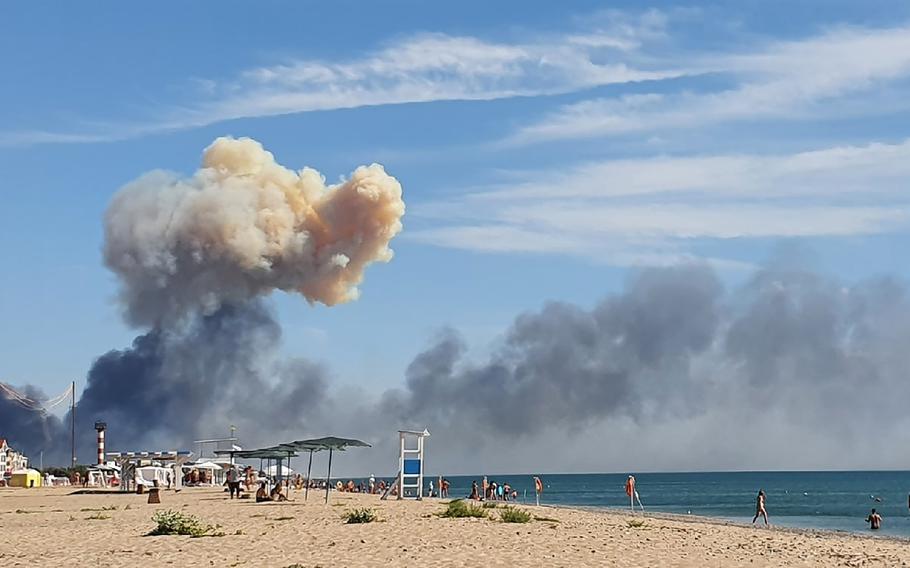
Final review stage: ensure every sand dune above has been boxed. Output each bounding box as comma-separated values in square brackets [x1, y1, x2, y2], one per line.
[1, 486, 907, 567]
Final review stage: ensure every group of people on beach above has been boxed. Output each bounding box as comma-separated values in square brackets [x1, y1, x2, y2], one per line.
[468, 476, 518, 501]
[752, 489, 884, 531]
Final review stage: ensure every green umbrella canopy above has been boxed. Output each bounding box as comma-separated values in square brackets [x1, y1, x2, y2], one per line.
[216, 446, 299, 460]
[286, 436, 371, 451]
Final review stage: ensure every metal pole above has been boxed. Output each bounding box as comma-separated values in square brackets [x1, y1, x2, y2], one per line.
[305, 450, 313, 501]
[324, 448, 333, 504]
[70, 381, 76, 468]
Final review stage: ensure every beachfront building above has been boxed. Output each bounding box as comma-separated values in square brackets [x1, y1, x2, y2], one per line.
[0, 438, 30, 473]
[0, 439, 8, 473]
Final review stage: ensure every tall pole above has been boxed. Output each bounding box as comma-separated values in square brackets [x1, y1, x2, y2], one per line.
[324, 448, 333, 504]
[70, 380, 76, 468]
[305, 449, 313, 501]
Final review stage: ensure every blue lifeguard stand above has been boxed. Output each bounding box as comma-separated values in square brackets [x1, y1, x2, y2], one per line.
[397, 428, 430, 500]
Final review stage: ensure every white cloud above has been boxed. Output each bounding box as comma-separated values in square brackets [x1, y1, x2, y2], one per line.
[0, 19, 684, 147]
[509, 24, 910, 144]
[475, 139, 910, 200]
[182, 31, 683, 128]
[408, 139, 910, 264]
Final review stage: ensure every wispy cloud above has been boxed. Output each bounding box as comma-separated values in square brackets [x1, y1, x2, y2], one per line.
[508, 24, 910, 144]
[0, 12, 683, 147]
[408, 139, 910, 265]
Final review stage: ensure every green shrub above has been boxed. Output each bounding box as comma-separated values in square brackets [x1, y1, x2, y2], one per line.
[148, 510, 219, 537]
[343, 508, 377, 524]
[499, 506, 532, 523]
[627, 518, 646, 528]
[481, 502, 498, 509]
[439, 500, 486, 519]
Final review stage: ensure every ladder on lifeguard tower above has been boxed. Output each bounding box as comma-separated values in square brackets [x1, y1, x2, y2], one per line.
[396, 428, 429, 500]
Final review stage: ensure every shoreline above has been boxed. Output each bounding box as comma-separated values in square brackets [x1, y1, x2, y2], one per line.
[559, 503, 910, 544]
[3, 486, 910, 567]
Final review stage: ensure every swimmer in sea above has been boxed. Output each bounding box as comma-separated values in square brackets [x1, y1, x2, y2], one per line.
[866, 508, 882, 530]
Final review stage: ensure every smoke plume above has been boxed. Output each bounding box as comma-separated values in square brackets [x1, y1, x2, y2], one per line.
[104, 136, 404, 327]
[5, 137, 910, 473]
[2, 137, 404, 465]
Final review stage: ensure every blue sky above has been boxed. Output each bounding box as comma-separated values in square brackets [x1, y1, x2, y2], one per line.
[2, 0, 909, 400]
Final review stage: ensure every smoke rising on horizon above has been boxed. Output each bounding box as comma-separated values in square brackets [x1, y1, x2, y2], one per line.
[4, 257, 910, 472]
[1, 137, 403, 463]
[3, 137, 909, 472]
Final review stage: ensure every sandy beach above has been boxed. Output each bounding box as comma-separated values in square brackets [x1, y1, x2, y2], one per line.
[2, 486, 908, 567]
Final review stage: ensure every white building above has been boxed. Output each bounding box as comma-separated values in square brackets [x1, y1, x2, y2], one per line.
[0, 438, 30, 472]
[0, 439, 8, 472]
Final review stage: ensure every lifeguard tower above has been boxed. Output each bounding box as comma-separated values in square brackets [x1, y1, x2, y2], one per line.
[396, 428, 429, 500]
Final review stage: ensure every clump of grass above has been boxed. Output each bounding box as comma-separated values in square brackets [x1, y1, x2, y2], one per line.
[481, 502, 498, 509]
[343, 508, 377, 524]
[439, 500, 487, 519]
[85, 512, 111, 520]
[534, 515, 560, 523]
[101, 505, 118, 511]
[627, 518, 646, 528]
[148, 510, 220, 537]
[499, 506, 532, 523]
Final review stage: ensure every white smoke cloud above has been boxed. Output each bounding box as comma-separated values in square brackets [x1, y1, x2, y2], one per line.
[104, 136, 405, 326]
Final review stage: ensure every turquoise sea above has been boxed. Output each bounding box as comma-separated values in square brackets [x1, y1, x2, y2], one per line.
[414, 471, 910, 538]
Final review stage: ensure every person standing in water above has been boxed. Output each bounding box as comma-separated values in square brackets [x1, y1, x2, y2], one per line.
[866, 508, 883, 530]
[752, 490, 769, 526]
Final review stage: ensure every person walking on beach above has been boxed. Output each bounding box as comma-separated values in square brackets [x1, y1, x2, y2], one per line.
[866, 508, 883, 530]
[752, 490, 769, 526]
[227, 465, 240, 499]
[470, 480, 479, 500]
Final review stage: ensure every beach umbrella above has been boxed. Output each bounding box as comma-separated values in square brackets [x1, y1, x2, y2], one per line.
[284, 437, 371, 503]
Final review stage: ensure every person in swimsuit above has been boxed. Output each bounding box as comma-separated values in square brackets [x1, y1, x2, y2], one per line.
[752, 489, 769, 526]
[256, 481, 270, 503]
[866, 508, 882, 530]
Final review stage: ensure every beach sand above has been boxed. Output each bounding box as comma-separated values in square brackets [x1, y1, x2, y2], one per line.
[1, 486, 908, 567]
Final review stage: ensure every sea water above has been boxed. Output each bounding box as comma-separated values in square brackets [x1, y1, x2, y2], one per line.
[413, 471, 910, 538]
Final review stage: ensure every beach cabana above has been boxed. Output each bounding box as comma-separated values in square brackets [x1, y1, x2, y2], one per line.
[9, 468, 41, 488]
[108, 451, 192, 492]
[284, 436, 371, 503]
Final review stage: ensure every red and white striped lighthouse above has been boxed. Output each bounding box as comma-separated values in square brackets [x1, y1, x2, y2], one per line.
[94, 421, 107, 465]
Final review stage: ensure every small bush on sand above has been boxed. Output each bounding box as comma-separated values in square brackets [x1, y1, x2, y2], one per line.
[499, 506, 532, 523]
[85, 512, 111, 520]
[148, 510, 220, 537]
[481, 502, 498, 509]
[627, 518, 646, 528]
[343, 508, 377, 524]
[440, 500, 486, 519]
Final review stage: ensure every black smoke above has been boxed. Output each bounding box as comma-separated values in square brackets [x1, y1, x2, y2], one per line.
[3, 301, 329, 465]
[7, 260, 910, 472]
[0, 384, 64, 458]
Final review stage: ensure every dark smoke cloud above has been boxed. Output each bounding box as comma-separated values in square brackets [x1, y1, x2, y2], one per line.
[8, 259, 910, 474]
[0, 384, 64, 457]
[382, 265, 722, 435]
[72, 301, 328, 459]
